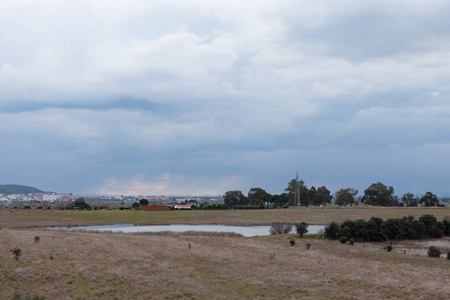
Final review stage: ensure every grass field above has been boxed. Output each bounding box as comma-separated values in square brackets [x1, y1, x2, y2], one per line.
[0, 208, 449, 299]
[0, 229, 449, 299]
[1, 207, 449, 228]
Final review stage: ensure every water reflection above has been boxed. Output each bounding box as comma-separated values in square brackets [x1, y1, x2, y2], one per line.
[52, 224, 325, 237]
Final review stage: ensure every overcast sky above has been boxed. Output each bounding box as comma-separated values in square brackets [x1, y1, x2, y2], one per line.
[1, 0, 450, 197]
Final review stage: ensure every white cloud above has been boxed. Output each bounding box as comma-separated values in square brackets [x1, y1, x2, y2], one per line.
[1, 1, 450, 196]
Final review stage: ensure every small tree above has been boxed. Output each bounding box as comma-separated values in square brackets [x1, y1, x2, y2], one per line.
[295, 222, 309, 238]
[132, 202, 140, 210]
[269, 223, 292, 235]
[139, 199, 149, 206]
[427, 246, 441, 258]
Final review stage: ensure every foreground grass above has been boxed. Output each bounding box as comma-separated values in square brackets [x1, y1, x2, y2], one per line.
[1, 207, 449, 228]
[0, 229, 448, 299]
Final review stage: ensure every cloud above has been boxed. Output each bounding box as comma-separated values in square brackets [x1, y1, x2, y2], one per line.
[95, 173, 245, 196]
[0, 1, 450, 196]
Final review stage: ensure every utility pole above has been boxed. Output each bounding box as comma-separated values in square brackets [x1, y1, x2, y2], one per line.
[294, 171, 300, 208]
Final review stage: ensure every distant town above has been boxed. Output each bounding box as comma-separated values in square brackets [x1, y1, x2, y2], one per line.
[0, 192, 224, 210]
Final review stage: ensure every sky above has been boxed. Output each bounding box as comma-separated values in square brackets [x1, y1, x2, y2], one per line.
[1, 0, 450, 197]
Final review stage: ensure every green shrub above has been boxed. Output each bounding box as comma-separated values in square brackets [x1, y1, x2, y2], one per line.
[386, 245, 393, 252]
[349, 238, 354, 245]
[339, 236, 348, 244]
[427, 246, 441, 258]
[289, 239, 295, 246]
[34, 236, 40, 243]
[295, 222, 309, 238]
[324, 221, 340, 240]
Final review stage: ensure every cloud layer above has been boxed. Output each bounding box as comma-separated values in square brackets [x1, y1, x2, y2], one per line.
[1, 1, 450, 196]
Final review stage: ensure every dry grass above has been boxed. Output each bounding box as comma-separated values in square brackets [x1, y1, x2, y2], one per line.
[1, 207, 449, 228]
[0, 229, 449, 299]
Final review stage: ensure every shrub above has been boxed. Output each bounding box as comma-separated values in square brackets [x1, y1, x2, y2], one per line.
[10, 247, 21, 261]
[447, 250, 450, 260]
[427, 246, 441, 258]
[349, 238, 354, 245]
[324, 221, 340, 240]
[34, 236, 40, 243]
[294, 222, 309, 238]
[386, 245, 393, 252]
[340, 236, 348, 244]
[306, 243, 311, 250]
[289, 239, 295, 246]
[269, 223, 292, 235]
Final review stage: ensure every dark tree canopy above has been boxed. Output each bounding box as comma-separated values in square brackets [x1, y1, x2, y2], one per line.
[248, 187, 271, 206]
[270, 193, 289, 205]
[139, 199, 149, 206]
[314, 186, 332, 206]
[224, 190, 247, 208]
[362, 182, 397, 206]
[419, 192, 439, 207]
[285, 179, 307, 206]
[334, 188, 358, 206]
[67, 197, 91, 210]
[401, 193, 418, 207]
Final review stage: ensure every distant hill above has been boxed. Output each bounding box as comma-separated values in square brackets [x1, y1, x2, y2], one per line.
[0, 184, 46, 195]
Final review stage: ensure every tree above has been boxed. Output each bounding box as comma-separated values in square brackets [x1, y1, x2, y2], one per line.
[68, 197, 91, 210]
[223, 191, 247, 208]
[307, 186, 317, 206]
[361, 182, 397, 206]
[419, 192, 439, 207]
[401, 193, 418, 207]
[295, 222, 309, 237]
[285, 179, 307, 206]
[139, 199, 149, 206]
[132, 202, 140, 210]
[270, 193, 289, 205]
[315, 186, 332, 205]
[269, 223, 292, 235]
[334, 188, 358, 206]
[248, 187, 271, 206]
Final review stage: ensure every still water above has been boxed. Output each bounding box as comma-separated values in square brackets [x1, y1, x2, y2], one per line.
[52, 224, 326, 237]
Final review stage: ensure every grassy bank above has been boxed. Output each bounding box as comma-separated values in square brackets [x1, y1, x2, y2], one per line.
[1, 207, 449, 228]
[0, 229, 448, 299]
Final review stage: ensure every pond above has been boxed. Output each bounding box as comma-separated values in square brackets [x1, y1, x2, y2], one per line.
[51, 224, 326, 237]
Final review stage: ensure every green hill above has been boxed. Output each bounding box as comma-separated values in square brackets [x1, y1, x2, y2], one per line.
[0, 184, 46, 195]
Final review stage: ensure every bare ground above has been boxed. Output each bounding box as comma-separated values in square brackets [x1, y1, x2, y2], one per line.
[0, 229, 449, 299]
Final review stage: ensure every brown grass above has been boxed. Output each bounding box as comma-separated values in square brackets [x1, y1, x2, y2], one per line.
[1, 207, 449, 228]
[0, 229, 449, 299]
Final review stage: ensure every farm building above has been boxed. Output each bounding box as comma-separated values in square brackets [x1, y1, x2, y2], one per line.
[140, 204, 170, 211]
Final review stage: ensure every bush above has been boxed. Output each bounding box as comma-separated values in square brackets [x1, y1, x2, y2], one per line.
[324, 221, 340, 240]
[289, 239, 295, 246]
[340, 236, 348, 244]
[447, 250, 450, 260]
[269, 223, 292, 235]
[427, 246, 441, 258]
[10, 247, 21, 261]
[349, 238, 354, 245]
[295, 222, 308, 238]
[386, 245, 393, 252]
[34, 236, 40, 243]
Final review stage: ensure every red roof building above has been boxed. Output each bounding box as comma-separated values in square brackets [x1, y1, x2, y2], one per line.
[140, 204, 170, 211]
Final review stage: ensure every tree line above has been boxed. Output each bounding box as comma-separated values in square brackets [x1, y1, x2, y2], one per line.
[223, 179, 444, 208]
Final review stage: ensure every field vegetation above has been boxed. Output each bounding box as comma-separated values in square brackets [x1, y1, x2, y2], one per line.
[0, 208, 449, 299]
[1, 207, 450, 229]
